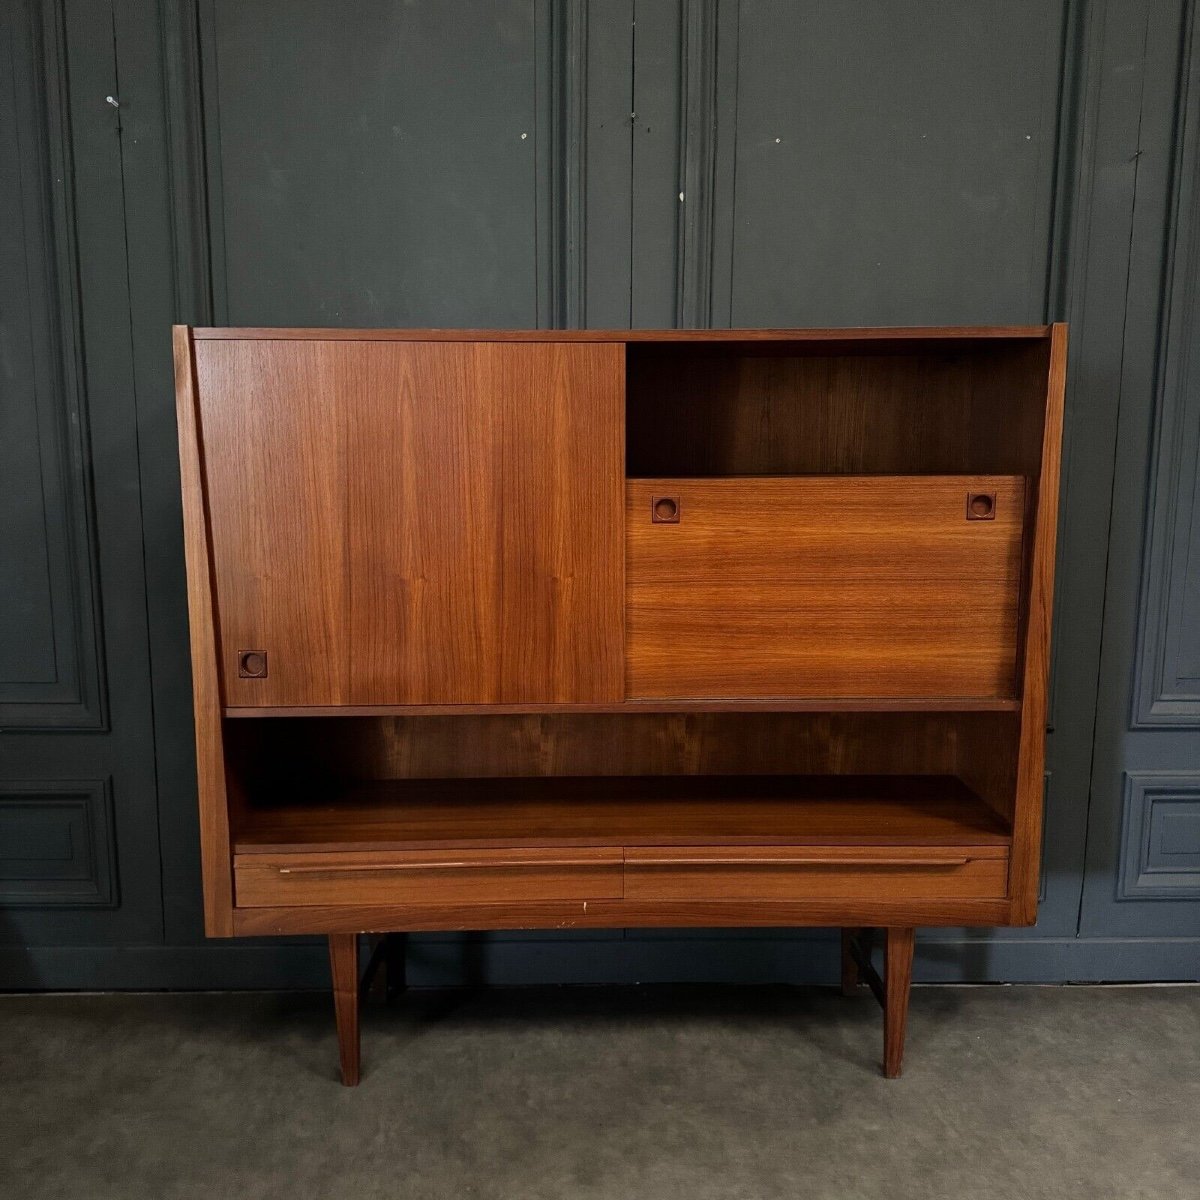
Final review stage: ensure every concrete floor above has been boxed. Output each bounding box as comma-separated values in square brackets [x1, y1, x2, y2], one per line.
[1, 985, 1198, 1200]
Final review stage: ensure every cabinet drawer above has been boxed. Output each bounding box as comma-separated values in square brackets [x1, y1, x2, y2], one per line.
[626, 475, 1025, 700]
[235, 847, 623, 908]
[624, 846, 1008, 902]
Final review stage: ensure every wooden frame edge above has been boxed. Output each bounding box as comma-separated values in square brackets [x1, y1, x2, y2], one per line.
[231, 898, 1013, 937]
[173, 325, 235, 936]
[1009, 321, 1068, 923]
[191, 325, 1055, 343]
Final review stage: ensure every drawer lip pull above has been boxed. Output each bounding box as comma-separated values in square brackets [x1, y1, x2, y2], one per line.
[628, 855, 972, 868]
[276, 857, 611, 875]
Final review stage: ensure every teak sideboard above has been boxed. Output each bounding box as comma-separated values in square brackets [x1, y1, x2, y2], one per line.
[173, 324, 1067, 1085]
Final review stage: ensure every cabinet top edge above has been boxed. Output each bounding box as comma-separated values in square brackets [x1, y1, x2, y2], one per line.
[186, 325, 1058, 343]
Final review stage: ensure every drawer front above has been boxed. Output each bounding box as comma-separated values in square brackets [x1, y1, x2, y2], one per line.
[235, 847, 623, 908]
[626, 476, 1025, 700]
[624, 846, 1008, 902]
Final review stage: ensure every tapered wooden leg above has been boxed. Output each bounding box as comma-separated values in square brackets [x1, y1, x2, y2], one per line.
[328, 933, 361, 1087]
[840, 928, 864, 995]
[883, 927, 916, 1079]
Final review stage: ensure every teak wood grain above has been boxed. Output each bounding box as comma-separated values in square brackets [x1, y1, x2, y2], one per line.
[193, 338, 624, 707]
[232, 775, 1012, 853]
[195, 326, 1053, 343]
[236, 847, 623, 908]
[627, 477, 1024, 701]
[224, 698, 1021, 717]
[224, 710, 1012, 792]
[173, 327, 234, 936]
[239, 845, 1004, 910]
[629, 476, 1025, 581]
[328, 934, 360, 1086]
[624, 846, 1007, 902]
[1008, 323, 1067, 922]
[884, 928, 916, 1078]
[232, 897, 1014, 936]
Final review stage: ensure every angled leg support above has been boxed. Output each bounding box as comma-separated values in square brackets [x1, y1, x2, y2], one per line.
[384, 932, 408, 1003]
[840, 927, 865, 995]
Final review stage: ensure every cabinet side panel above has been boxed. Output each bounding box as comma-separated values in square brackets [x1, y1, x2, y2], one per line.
[1009, 323, 1068, 921]
[173, 327, 233, 935]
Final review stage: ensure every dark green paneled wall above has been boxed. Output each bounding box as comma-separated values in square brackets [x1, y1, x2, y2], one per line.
[2, 0, 1197, 988]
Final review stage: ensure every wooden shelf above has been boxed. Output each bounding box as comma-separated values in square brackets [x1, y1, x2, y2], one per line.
[234, 774, 1011, 855]
[224, 698, 1022, 717]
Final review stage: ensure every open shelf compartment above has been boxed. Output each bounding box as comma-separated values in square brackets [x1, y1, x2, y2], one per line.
[231, 774, 1012, 911]
[233, 773, 1011, 854]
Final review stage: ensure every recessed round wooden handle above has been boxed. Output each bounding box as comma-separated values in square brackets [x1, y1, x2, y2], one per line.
[652, 496, 679, 522]
[967, 492, 995, 519]
[238, 650, 268, 678]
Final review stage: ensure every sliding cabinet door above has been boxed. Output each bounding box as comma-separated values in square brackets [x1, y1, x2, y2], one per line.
[193, 338, 624, 706]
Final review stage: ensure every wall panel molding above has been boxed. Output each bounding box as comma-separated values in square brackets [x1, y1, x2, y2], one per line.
[547, 0, 588, 327]
[0, 0, 105, 730]
[1118, 771, 1200, 899]
[1132, 0, 1200, 727]
[675, 0, 720, 327]
[1079, 0, 1200, 940]
[0, 779, 116, 907]
[160, 0, 213, 326]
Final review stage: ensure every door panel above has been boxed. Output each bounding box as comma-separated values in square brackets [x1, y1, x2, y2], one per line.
[195, 339, 625, 706]
[345, 341, 625, 704]
[626, 476, 1024, 700]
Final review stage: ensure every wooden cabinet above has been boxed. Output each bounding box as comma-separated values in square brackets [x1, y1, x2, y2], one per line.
[175, 324, 1067, 1086]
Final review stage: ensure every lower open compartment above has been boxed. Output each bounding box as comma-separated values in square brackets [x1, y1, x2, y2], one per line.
[225, 711, 1019, 914]
[231, 771, 1012, 910]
